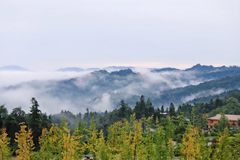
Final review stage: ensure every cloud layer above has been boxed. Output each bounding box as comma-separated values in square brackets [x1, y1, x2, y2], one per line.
[0, 69, 205, 114]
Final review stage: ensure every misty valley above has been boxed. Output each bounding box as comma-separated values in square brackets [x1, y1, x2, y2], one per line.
[1, 64, 240, 159]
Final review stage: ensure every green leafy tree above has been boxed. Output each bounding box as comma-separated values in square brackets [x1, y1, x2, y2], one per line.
[219, 113, 230, 132]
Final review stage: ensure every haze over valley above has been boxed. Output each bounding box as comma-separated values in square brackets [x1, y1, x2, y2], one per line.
[1, 64, 240, 114]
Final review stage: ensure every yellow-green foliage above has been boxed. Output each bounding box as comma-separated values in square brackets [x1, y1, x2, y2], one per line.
[72, 126, 85, 159]
[85, 117, 98, 159]
[0, 128, 12, 160]
[15, 122, 34, 160]
[213, 127, 233, 160]
[11, 115, 240, 160]
[131, 114, 143, 160]
[96, 130, 111, 160]
[118, 119, 132, 160]
[181, 124, 200, 160]
[62, 128, 75, 160]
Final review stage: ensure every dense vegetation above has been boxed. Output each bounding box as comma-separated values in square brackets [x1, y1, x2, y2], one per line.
[1, 92, 240, 159]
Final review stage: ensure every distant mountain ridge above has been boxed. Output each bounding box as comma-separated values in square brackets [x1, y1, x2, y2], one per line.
[1, 64, 239, 73]
[151, 74, 240, 106]
[0, 65, 29, 71]
[2, 64, 240, 113]
[56, 67, 84, 72]
[186, 89, 240, 104]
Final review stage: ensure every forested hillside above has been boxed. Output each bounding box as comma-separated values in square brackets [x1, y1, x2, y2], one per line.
[1, 92, 240, 159]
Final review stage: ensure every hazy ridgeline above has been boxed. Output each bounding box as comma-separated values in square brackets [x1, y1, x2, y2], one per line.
[1, 64, 240, 115]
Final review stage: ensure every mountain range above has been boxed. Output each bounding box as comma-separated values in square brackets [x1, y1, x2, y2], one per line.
[0, 65, 29, 71]
[1, 64, 240, 113]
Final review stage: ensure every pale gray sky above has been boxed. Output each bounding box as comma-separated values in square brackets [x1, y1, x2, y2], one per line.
[0, 0, 239, 71]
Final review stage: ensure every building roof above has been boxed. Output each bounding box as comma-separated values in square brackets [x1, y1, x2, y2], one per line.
[208, 114, 240, 121]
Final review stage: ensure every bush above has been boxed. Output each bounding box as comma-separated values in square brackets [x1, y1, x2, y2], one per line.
[210, 131, 219, 137]
[204, 132, 209, 137]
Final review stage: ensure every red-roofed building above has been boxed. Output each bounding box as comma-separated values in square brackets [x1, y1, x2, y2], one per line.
[208, 114, 240, 128]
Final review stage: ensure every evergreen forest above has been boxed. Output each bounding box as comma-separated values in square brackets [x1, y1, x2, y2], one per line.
[1, 92, 240, 159]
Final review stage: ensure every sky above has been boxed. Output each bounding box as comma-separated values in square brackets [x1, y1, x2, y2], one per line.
[0, 0, 240, 71]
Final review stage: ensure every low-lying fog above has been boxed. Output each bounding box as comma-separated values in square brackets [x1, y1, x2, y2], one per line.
[0, 68, 209, 114]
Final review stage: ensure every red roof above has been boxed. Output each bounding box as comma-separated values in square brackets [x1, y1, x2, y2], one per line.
[208, 114, 240, 121]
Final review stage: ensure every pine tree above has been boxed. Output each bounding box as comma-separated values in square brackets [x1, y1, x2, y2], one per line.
[72, 119, 85, 159]
[190, 107, 195, 126]
[144, 116, 155, 160]
[38, 128, 53, 159]
[161, 105, 164, 113]
[232, 129, 240, 159]
[15, 122, 34, 160]
[167, 138, 174, 160]
[47, 124, 62, 159]
[96, 130, 110, 160]
[169, 103, 176, 117]
[165, 116, 174, 140]
[0, 128, 12, 160]
[119, 119, 132, 160]
[29, 97, 42, 150]
[0, 105, 8, 129]
[134, 95, 146, 119]
[213, 127, 233, 160]
[131, 114, 143, 160]
[62, 127, 75, 160]
[107, 121, 122, 157]
[86, 117, 98, 159]
[155, 126, 168, 160]
[180, 124, 211, 160]
[181, 124, 200, 160]
[38, 123, 64, 159]
[198, 134, 211, 160]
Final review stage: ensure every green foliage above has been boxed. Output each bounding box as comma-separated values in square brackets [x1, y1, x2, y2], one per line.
[29, 98, 42, 150]
[219, 113, 230, 132]
[85, 117, 98, 159]
[213, 128, 233, 160]
[155, 126, 168, 159]
[2, 92, 240, 159]
[169, 102, 176, 117]
[165, 116, 174, 140]
[0, 105, 8, 129]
